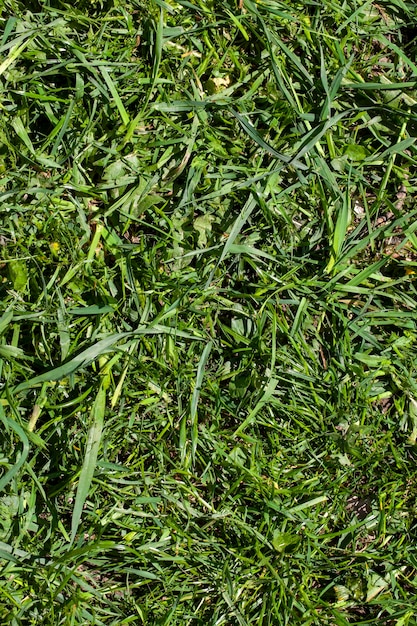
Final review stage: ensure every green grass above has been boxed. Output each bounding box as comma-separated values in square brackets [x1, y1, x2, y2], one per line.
[1, 0, 417, 623]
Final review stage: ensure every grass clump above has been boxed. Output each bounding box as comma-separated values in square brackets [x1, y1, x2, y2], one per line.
[1, 0, 417, 623]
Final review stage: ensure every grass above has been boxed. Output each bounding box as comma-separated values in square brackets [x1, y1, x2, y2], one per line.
[1, 0, 417, 623]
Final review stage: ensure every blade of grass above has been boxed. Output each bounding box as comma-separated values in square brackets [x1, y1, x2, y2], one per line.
[231, 109, 307, 170]
[14, 325, 203, 393]
[144, 7, 164, 108]
[0, 36, 33, 76]
[376, 33, 417, 76]
[0, 404, 30, 491]
[204, 193, 258, 289]
[190, 340, 212, 463]
[233, 377, 279, 438]
[326, 187, 351, 274]
[11, 117, 35, 154]
[99, 66, 130, 127]
[70, 359, 111, 544]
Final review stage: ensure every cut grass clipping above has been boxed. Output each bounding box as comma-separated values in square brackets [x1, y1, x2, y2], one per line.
[1, 0, 417, 624]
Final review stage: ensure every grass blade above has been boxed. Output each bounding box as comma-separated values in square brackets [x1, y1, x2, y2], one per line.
[0, 405, 30, 491]
[233, 377, 279, 437]
[204, 193, 258, 288]
[99, 66, 130, 126]
[70, 368, 110, 543]
[14, 326, 202, 393]
[190, 340, 212, 463]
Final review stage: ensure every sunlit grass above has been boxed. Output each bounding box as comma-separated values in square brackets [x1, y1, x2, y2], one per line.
[1, 0, 417, 623]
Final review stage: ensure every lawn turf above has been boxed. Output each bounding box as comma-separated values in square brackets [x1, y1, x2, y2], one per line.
[1, 0, 417, 623]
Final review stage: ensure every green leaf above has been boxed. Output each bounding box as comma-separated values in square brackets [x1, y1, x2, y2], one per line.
[272, 531, 300, 553]
[0, 405, 30, 491]
[0, 311, 13, 336]
[189, 341, 212, 463]
[8, 259, 28, 291]
[99, 66, 130, 126]
[344, 144, 368, 161]
[0, 345, 25, 359]
[194, 214, 214, 247]
[70, 376, 108, 543]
